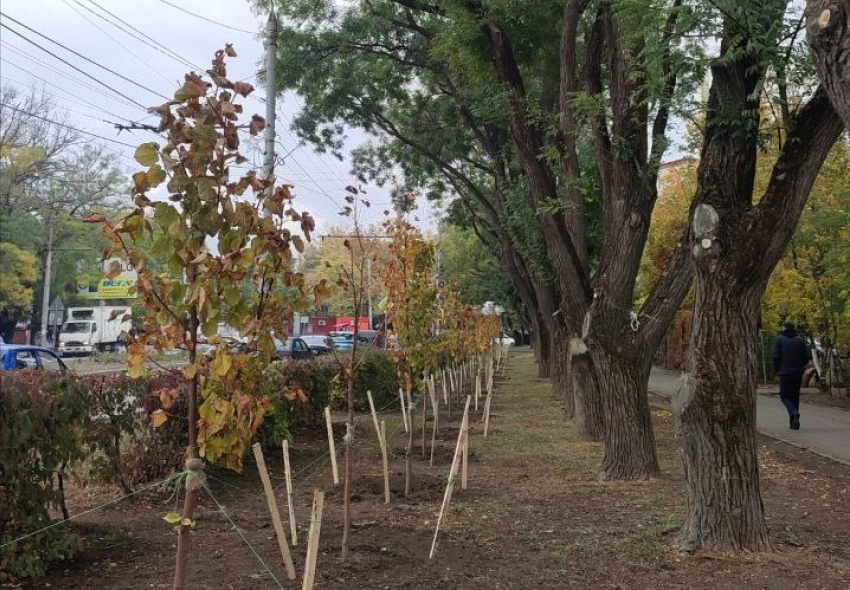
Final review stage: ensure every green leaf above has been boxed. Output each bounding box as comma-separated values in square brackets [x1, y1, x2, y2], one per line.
[224, 286, 241, 305]
[197, 178, 216, 201]
[135, 143, 159, 167]
[147, 164, 167, 188]
[201, 318, 218, 339]
[153, 203, 179, 228]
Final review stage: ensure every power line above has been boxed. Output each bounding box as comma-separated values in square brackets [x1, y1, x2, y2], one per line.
[60, 0, 175, 87]
[153, 0, 256, 35]
[2, 104, 139, 148]
[1, 59, 153, 125]
[77, 0, 201, 71]
[0, 23, 150, 111]
[0, 12, 170, 102]
[2, 76, 134, 128]
[230, 164, 341, 211]
[0, 40, 143, 112]
[246, 93, 351, 182]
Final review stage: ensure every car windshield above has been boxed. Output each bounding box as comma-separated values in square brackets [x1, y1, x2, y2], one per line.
[64, 322, 92, 333]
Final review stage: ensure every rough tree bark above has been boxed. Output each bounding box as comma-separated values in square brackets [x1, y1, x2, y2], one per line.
[676, 25, 844, 549]
[569, 349, 605, 441]
[807, 1, 850, 128]
[591, 348, 658, 479]
[677, 281, 769, 551]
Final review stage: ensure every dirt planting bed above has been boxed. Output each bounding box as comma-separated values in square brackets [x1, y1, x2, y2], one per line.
[18, 351, 850, 589]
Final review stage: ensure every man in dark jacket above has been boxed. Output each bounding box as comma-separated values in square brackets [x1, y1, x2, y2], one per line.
[773, 322, 811, 430]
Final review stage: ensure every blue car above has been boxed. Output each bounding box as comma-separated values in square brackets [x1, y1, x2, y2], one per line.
[0, 344, 68, 373]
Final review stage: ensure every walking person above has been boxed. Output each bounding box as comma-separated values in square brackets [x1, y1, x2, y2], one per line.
[772, 321, 811, 430]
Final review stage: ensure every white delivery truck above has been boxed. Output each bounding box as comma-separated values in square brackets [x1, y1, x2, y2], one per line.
[58, 306, 133, 356]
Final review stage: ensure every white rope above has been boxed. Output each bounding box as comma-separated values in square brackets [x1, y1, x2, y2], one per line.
[629, 311, 641, 333]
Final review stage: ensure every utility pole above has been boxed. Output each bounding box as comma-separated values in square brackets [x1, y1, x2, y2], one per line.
[39, 222, 54, 346]
[262, 12, 278, 183]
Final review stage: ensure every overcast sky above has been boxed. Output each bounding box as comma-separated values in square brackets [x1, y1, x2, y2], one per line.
[0, 0, 439, 234]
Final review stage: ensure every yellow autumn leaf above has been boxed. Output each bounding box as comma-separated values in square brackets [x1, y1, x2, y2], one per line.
[212, 353, 232, 377]
[127, 362, 147, 379]
[162, 512, 181, 524]
[151, 409, 168, 428]
[183, 363, 198, 380]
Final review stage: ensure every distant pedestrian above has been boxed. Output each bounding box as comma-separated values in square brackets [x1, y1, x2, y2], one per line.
[773, 321, 811, 430]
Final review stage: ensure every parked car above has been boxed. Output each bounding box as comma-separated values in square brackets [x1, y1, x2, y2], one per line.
[358, 329, 386, 348]
[274, 337, 315, 361]
[1, 344, 69, 373]
[300, 334, 335, 356]
[328, 331, 370, 351]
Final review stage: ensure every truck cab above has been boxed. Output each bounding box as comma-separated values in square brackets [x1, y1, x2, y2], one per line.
[58, 306, 132, 356]
[58, 320, 99, 355]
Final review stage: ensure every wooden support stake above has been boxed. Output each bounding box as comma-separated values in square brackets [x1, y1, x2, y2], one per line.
[324, 407, 339, 485]
[421, 386, 428, 457]
[399, 387, 409, 432]
[429, 387, 439, 466]
[483, 384, 493, 436]
[474, 372, 481, 412]
[367, 390, 382, 444]
[300, 489, 325, 590]
[252, 443, 296, 580]
[380, 420, 391, 504]
[487, 356, 494, 397]
[461, 400, 469, 490]
[441, 371, 448, 405]
[430, 397, 470, 560]
[282, 440, 298, 546]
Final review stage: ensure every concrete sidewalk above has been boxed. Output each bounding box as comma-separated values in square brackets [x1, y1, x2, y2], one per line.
[649, 367, 850, 466]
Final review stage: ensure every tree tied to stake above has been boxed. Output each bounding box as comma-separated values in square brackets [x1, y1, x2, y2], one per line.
[96, 46, 315, 589]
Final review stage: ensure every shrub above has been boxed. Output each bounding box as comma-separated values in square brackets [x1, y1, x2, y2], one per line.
[0, 372, 89, 581]
[256, 350, 400, 447]
[256, 358, 335, 448]
[87, 373, 189, 489]
[0, 371, 191, 582]
[351, 350, 400, 412]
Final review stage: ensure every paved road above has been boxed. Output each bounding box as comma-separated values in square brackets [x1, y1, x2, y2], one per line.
[650, 367, 850, 466]
[64, 357, 186, 375]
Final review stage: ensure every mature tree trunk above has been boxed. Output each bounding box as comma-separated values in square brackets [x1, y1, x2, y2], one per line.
[677, 282, 769, 551]
[808, 0, 850, 128]
[531, 313, 551, 378]
[674, 16, 843, 547]
[570, 350, 605, 441]
[589, 347, 658, 479]
[554, 323, 572, 416]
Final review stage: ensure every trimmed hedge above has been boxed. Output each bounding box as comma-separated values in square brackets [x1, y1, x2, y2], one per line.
[256, 350, 400, 447]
